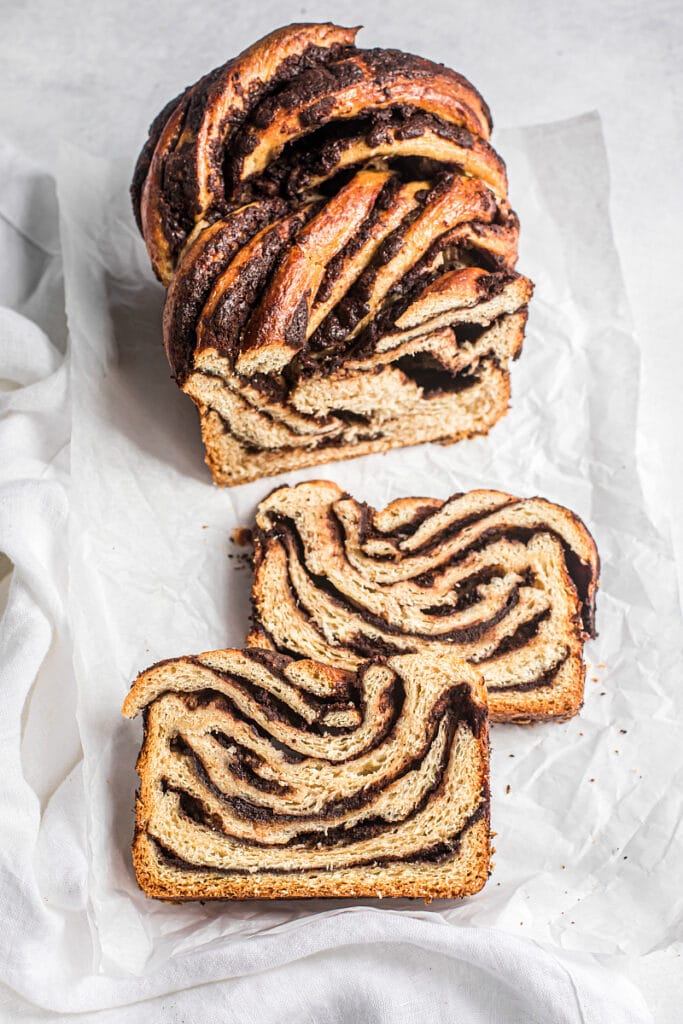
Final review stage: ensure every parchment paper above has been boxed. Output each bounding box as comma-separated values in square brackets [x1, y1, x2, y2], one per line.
[57, 111, 683, 978]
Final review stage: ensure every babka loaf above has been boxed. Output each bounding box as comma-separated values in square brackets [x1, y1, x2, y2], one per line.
[132, 23, 533, 485]
[122, 648, 490, 900]
[248, 481, 600, 723]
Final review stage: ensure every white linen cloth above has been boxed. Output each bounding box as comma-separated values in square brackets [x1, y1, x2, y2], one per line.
[0, 108, 674, 1020]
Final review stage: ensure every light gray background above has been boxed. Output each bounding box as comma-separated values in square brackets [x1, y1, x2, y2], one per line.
[2, 1, 682, 1020]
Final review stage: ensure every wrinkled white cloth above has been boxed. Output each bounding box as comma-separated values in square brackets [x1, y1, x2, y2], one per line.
[0, 112, 673, 1022]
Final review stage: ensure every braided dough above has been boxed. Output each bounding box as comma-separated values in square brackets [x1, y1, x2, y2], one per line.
[132, 23, 533, 485]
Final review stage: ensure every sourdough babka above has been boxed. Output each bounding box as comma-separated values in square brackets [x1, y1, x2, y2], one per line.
[122, 648, 490, 900]
[132, 23, 533, 485]
[248, 481, 599, 722]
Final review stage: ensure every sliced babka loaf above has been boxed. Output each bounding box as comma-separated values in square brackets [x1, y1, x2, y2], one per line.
[132, 23, 533, 485]
[248, 481, 599, 723]
[122, 649, 490, 900]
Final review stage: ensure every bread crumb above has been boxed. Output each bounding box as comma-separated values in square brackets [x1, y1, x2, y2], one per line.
[231, 527, 253, 547]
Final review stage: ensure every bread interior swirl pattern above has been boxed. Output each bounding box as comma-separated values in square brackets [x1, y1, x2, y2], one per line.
[122, 649, 490, 899]
[249, 481, 599, 722]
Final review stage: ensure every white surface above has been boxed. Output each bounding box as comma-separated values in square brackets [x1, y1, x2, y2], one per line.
[1, 2, 682, 1021]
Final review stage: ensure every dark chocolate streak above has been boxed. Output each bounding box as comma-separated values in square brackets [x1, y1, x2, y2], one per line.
[197, 207, 316, 365]
[166, 199, 288, 380]
[212, 409, 385, 453]
[394, 354, 479, 397]
[183, 673, 358, 736]
[313, 175, 404, 303]
[235, 49, 491, 179]
[268, 512, 528, 645]
[344, 270, 511, 367]
[172, 678, 305, 763]
[486, 655, 568, 693]
[167, 697, 476, 842]
[181, 660, 406, 752]
[173, 732, 290, 796]
[354, 495, 511, 552]
[343, 498, 596, 633]
[474, 608, 550, 661]
[139, 39, 357, 259]
[149, 799, 487, 875]
[306, 175, 451, 355]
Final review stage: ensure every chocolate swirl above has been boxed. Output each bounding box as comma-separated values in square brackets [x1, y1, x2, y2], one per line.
[249, 481, 600, 723]
[122, 648, 490, 900]
[132, 23, 533, 486]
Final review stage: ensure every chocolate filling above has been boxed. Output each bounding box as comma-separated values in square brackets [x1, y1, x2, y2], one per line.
[165, 198, 288, 379]
[265, 512, 529, 645]
[140, 37, 358, 263]
[394, 353, 481, 396]
[149, 798, 487, 875]
[166, 692, 478, 842]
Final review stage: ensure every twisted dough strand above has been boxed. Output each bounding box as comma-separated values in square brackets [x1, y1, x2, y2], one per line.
[133, 23, 533, 485]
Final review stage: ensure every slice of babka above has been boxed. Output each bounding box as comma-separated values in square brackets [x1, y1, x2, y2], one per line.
[248, 481, 600, 723]
[132, 23, 533, 485]
[122, 648, 490, 900]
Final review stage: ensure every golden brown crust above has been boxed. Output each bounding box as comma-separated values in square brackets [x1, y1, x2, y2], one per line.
[140, 101, 189, 285]
[138, 23, 359, 282]
[236, 170, 394, 375]
[191, 24, 359, 213]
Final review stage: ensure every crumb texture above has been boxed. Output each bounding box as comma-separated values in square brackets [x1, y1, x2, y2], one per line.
[132, 23, 533, 485]
[249, 481, 599, 722]
[122, 649, 490, 900]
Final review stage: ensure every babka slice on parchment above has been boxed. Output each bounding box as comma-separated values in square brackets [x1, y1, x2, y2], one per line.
[132, 22, 532, 485]
[122, 648, 490, 900]
[248, 481, 599, 723]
